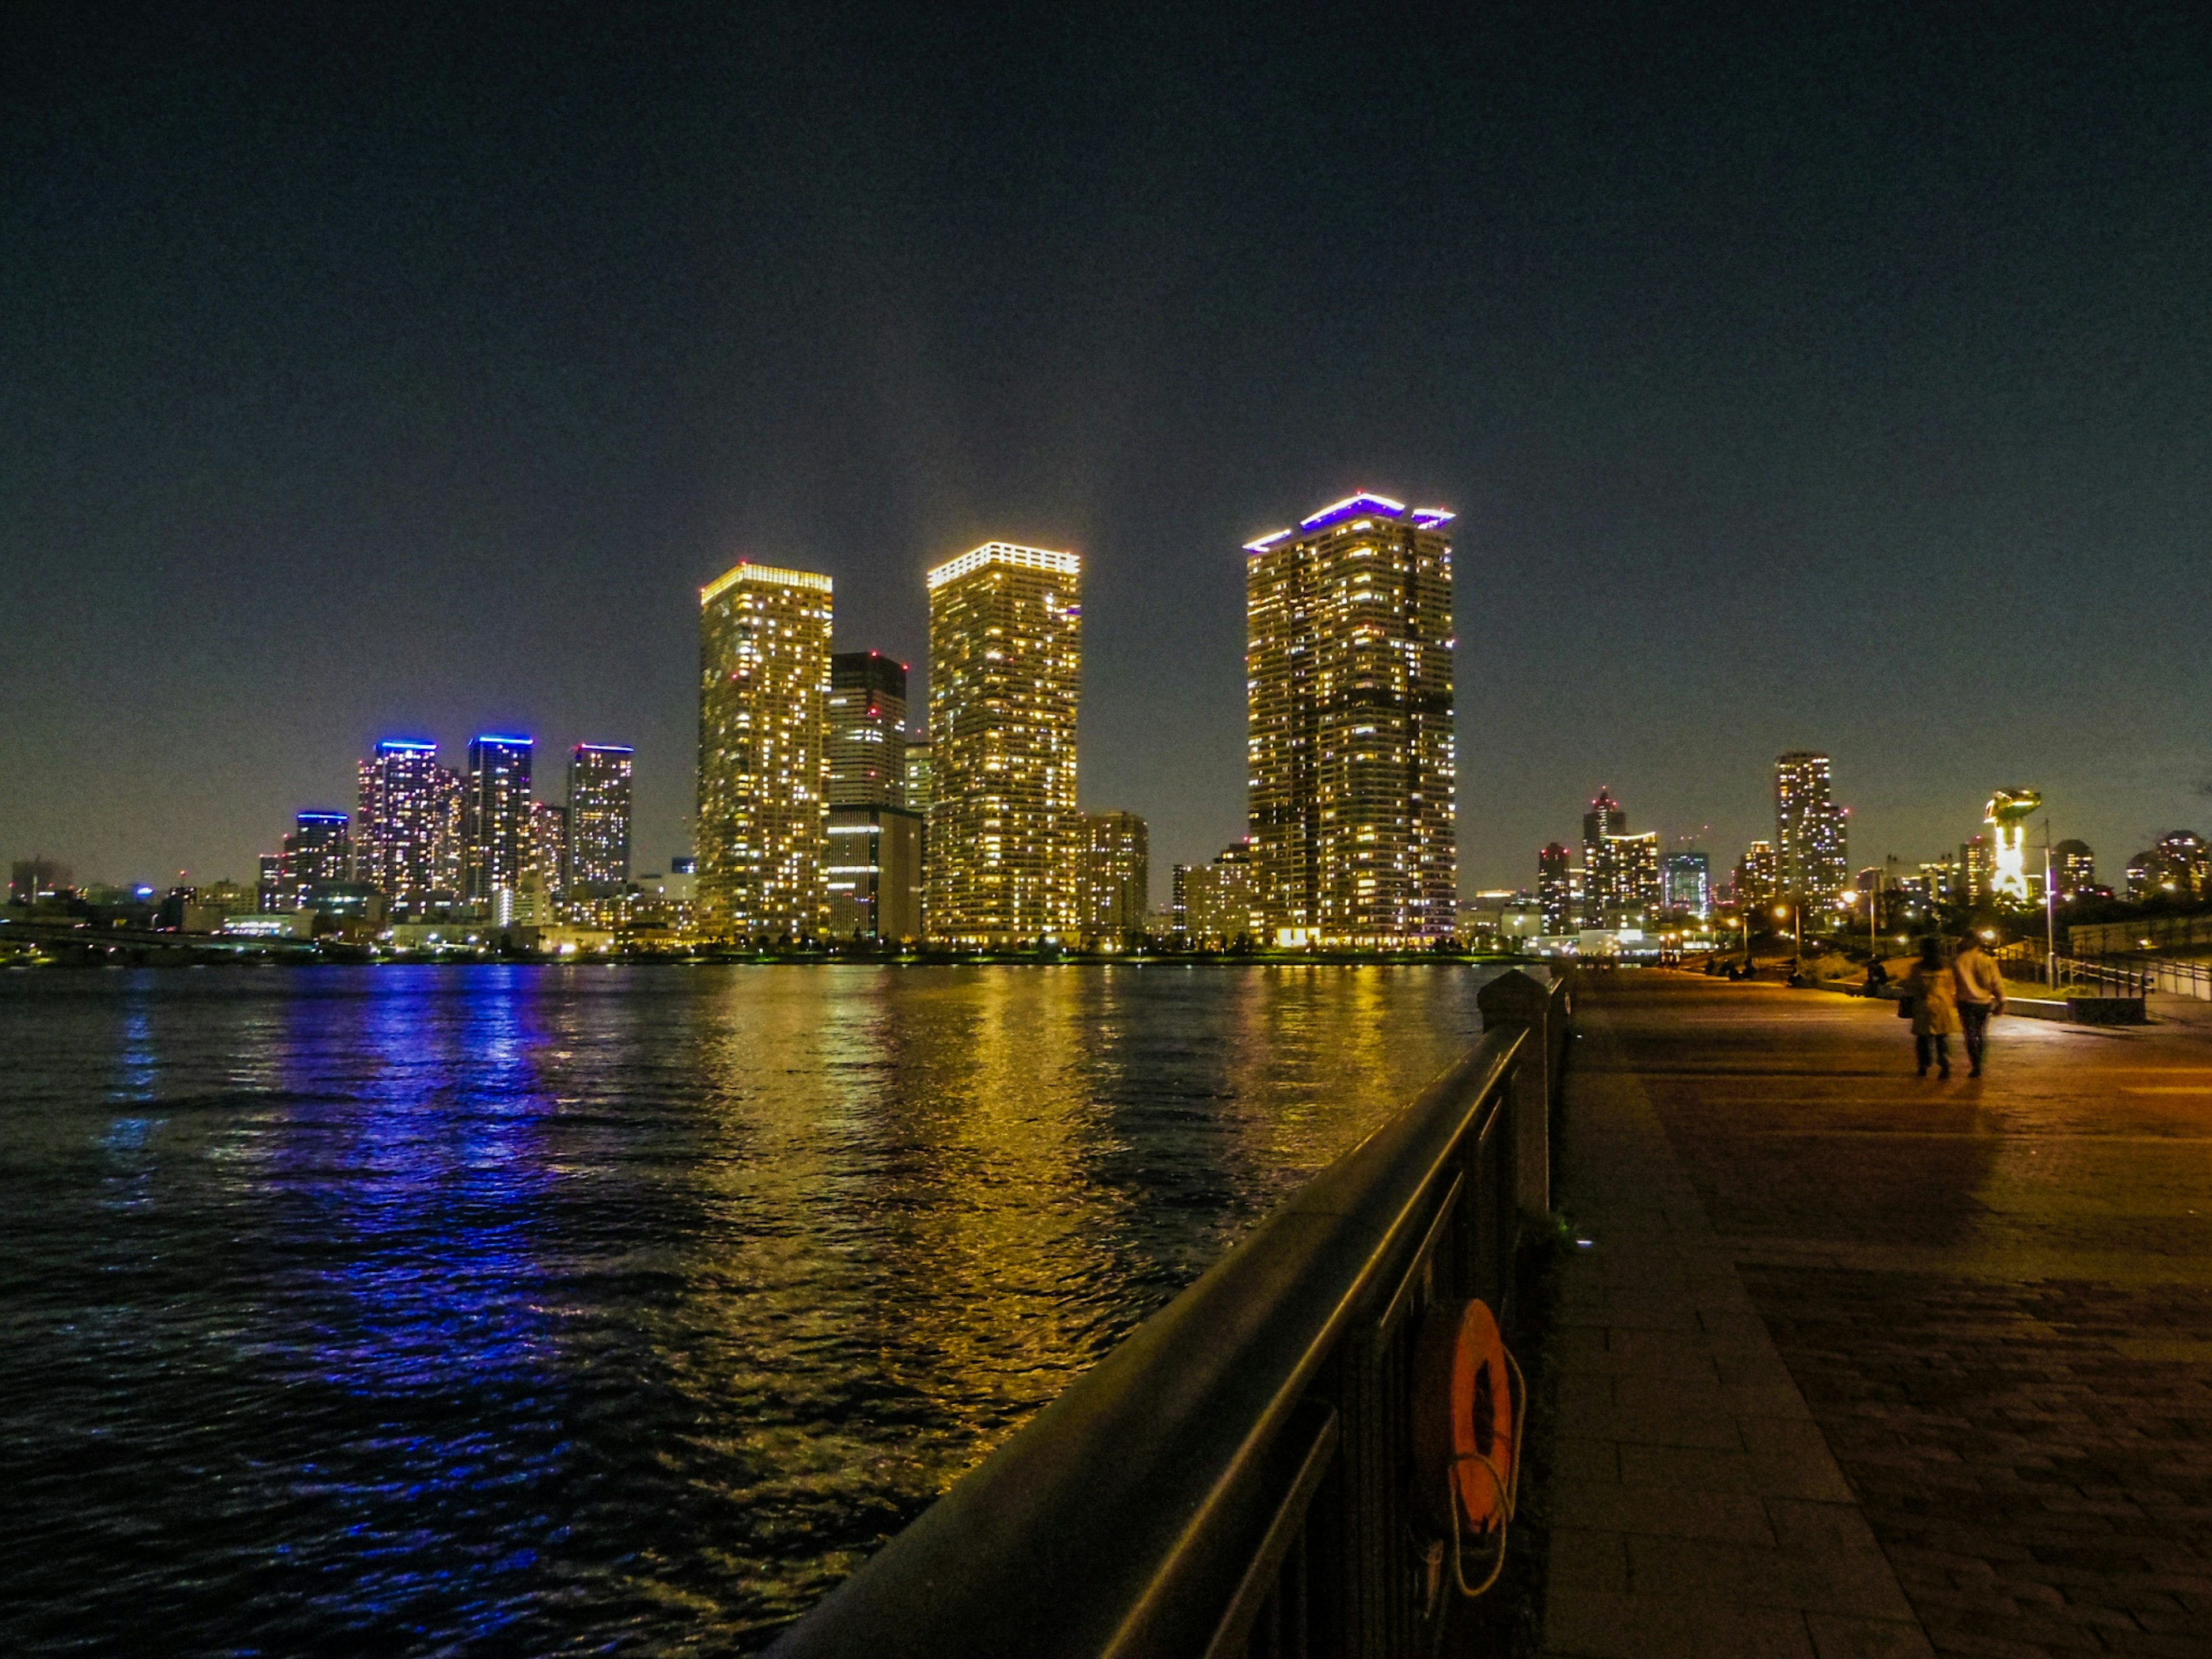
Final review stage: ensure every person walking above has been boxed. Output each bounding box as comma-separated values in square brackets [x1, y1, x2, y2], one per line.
[1903, 937, 1961, 1078]
[1952, 934, 2006, 1077]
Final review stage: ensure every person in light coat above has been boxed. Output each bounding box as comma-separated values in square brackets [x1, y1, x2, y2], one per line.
[1951, 935, 2007, 1077]
[1903, 937, 1961, 1078]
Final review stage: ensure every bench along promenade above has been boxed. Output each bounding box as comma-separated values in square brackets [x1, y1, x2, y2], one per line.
[763, 964, 2211, 1657]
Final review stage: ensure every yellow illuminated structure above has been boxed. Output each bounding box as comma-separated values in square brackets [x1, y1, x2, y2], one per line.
[925, 542, 1082, 944]
[1079, 810, 1149, 940]
[697, 561, 834, 938]
[1984, 788, 2043, 902]
[1244, 494, 1457, 945]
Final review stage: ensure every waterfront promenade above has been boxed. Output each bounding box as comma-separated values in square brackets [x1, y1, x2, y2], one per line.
[1540, 972, 2212, 1658]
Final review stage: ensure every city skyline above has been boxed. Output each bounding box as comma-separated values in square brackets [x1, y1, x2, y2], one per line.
[9, 14, 2209, 902]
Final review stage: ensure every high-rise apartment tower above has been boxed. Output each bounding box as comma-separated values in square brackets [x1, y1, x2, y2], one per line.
[1080, 811, 1150, 938]
[1774, 752, 1849, 900]
[697, 562, 834, 938]
[463, 736, 533, 905]
[828, 653, 908, 806]
[357, 740, 459, 906]
[566, 745, 634, 892]
[278, 811, 352, 908]
[1244, 494, 1456, 945]
[925, 543, 1082, 944]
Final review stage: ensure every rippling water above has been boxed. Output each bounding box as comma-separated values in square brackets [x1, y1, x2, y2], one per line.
[0, 963, 1501, 1656]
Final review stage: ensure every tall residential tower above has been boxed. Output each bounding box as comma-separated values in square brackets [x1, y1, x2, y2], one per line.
[697, 561, 834, 938]
[827, 652, 922, 941]
[1774, 751, 1849, 900]
[463, 735, 533, 905]
[925, 543, 1082, 944]
[566, 744, 634, 893]
[357, 739, 460, 907]
[1244, 494, 1456, 945]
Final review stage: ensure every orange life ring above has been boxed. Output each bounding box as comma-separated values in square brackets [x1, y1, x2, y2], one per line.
[1411, 1297, 1518, 1535]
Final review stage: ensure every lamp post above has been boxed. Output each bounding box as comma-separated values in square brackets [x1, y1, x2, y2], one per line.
[2043, 817, 2058, 989]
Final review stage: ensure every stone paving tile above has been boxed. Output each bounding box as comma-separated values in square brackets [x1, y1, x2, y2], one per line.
[1584, 974, 2212, 1659]
[1539, 1004, 1930, 1659]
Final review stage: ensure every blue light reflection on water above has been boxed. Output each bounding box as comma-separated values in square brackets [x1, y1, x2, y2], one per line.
[0, 963, 1501, 1655]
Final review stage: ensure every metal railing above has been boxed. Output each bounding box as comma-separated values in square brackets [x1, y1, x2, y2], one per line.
[2035, 953, 2211, 1000]
[769, 968, 1572, 1659]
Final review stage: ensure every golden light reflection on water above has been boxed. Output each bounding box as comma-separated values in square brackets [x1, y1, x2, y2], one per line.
[0, 961, 1502, 1654]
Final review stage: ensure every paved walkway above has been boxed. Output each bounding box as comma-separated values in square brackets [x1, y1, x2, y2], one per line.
[1540, 972, 2212, 1659]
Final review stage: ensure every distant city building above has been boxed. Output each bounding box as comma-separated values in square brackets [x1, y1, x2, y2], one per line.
[1603, 831, 1662, 923]
[2051, 839, 2097, 899]
[278, 811, 352, 910]
[1960, 835, 1994, 904]
[566, 745, 634, 893]
[1774, 752, 1849, 899]
[1245, 494, 1456, 946]
[1537, 842, 1574, 933]
[828, 652, 909, 808]
[257, 853, 284, 912]
[527, 800, 568, 897]
[357, 739, 460, 908]
[1170, 862, 1190, 937]
[1662, 850, 1711, 918]
[8, 858, 70, 906]
[697, 561, 834, 939]
[1080, 811, 1149, 938]
[902, 738, 934, 812]
[826, 804, 923, 940]
[1735, 840, 1778, 909]
[1184, 840, 1263, 946]
[2126, 831, 2209, 902]
[1580, 789, 1627, 925]
[926, 543, 1083, 944]
[463, 735, 534, 906]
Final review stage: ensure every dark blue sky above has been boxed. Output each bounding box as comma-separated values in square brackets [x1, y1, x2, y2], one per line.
[6, 4, 2210, 896]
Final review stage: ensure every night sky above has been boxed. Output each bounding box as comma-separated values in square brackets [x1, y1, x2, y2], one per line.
[7, 6, 2210, 898]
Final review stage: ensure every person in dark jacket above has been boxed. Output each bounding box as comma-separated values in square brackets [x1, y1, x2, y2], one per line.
[1902, 937, 1961, 1079]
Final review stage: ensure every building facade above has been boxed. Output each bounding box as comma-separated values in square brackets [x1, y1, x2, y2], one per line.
[1080, 810, 1149, 939]
[1662, 849, 1711, 918]
[2051, 839, 2097, 899]
[828, 652, 908, 808]
[925, 543, 1083, 944]
[356, 739, 459, 908]
[463, 735, 534, 906]
[278, 810, 353, 910]
[566, 745, 634, 893]
[1245, 494, 1456, 945]
[1580, 789, 1627, 925]
[1736, 840, 1778, 909]
[826, 805, 923, 940]
[1537, 842, 1574, 933]
[697, 561, 834, 939]
[1184, 840, 1263, 946]
[1774, 752, 1849, 900]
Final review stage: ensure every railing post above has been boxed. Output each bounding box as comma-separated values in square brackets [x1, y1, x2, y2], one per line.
[1477, 967, 1554, 1228]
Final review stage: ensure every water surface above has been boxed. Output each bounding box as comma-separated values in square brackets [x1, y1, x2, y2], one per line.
[0, 963, 1499, 1655]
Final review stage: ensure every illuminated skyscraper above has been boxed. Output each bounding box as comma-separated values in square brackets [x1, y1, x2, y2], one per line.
[1774, 752, 1849, 899]
[828, 652, 908, 806]
[697, 561, 834, 938]
[925, 543, 1082, 944]
[463, 735, 534, 905]
[1244, 494, 1456, 945]
[356, 739, 458, 907]
[1537, 842, 1573, 933]
[1662, 850, 1711, 918]
[1736, 840, 1778, 908]
[1604, 831, 1662, 922]
[566, 744, 634, 892]
[2051, 839, 2097, 899]
[1080, 811, 1149, 938]
[903, 738, 933, 811]
[278, 810, 352, 908]
[825, 654, 920, 942]
[1580, 789, 1627, 924]
[527, 800, 567, 896]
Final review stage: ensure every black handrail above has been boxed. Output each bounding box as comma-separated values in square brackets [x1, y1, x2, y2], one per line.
[771, 972, 1564, 1658]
